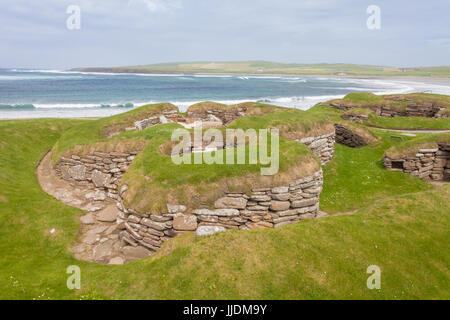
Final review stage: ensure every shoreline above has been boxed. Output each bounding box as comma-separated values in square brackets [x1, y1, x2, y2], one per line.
[1, 73, 450, 120]
[69, 69, 450, 83]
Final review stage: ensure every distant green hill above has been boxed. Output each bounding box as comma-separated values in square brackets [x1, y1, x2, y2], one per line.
[72, 61, 450, 77]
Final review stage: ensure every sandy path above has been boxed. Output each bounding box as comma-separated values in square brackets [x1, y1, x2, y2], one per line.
[37, 151, 129, 265]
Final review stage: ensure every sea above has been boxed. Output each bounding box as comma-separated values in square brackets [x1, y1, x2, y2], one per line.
[1, 68, 450, 119]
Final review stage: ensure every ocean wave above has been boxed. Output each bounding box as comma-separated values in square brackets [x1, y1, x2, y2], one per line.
[100, 103, 134, 108]
[0, 104, 36, 110]
[0, 103, 135, 110]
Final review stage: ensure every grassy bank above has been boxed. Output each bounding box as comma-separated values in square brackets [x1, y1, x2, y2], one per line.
[0, 119, 448, 299]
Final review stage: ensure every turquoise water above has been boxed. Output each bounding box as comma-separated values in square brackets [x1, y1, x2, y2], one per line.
[0, 68, 448, 119]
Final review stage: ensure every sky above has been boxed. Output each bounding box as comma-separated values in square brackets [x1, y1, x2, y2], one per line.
[0, 0, 449, 69]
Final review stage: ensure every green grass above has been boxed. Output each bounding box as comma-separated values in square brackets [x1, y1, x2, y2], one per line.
[51, 103, 178, 162]
[72, 61, 450, 77]
[320, 130, 433, 213]
[331, 92, 450, 113]
[365, 115, 450, 130]
[0, 119, 449, 299]
[384, 132, 450, 158]
[312, 93, 450, 130]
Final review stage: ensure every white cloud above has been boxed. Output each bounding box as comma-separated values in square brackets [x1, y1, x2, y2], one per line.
[130, 0, 182, 12]
[428, 38, 450, 48]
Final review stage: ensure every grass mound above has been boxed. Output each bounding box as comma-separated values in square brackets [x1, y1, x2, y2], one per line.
[330, 92, 450, 113]
[52, 103, 178, 162]
[385, 132, 450, 158]
[365, 116, 450, 130]
[121, 125, 318, 213]
[228, 108, 334, 140]
[187, 101, 286, 117]
[52, 102, 331, 213]
[315, 93, 450, 130]
[343, 107, 375, 117]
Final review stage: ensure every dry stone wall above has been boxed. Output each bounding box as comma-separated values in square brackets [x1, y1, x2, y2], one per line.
[53, 105, 338, 260]
[127, 110, 180, 132]
[186, 106, 248, 125]
[55, 147, 325, 258]
[55, 151, 141, 200]
[297, 132, 335, 164]
[116, 169, 324, 256]
[376, 102, 442, 118]
[383, 143, 450, 181]
[330, 101, 448, 118]
[334, 124, 367, 148]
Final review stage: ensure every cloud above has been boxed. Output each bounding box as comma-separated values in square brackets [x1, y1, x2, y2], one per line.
[428, 38, 450, 48]
[0, 0, 449, 68]
[130, 0, 182, 12]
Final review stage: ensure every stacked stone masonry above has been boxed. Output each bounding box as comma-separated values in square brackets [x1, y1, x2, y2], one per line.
[53, 106, 337, 258]
[383, 143, 450, 181]
[117, 169, 323, 254]
[330, 100, 448, 118]
[116, 107, 336, 164]
[186, 106, 248, 125]
[334, 124, 367, 148]
[297, 132, 335, 164]
[55, 151, 141, 200]
[54, 150, 326, 258]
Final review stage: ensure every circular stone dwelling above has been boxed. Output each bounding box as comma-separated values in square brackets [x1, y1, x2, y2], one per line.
[42, 102, 336, 264]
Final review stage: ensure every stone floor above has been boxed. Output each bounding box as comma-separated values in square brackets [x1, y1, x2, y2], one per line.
[37, 151, 149, 265]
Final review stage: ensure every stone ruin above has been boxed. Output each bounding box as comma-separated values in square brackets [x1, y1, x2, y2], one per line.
[50, 105, 339, 263]
[117, 169, 324, 254]
[383, 143, 450, 181]
[334, 124, 368, 148]
[56, 151, 140, 200]
[55, 148, 324, 262]
[296, 132, 335, 164]
[330, 98, 448, 118]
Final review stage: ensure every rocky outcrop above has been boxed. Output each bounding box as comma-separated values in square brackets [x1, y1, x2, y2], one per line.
[297, 132, 335, 164]
[334, 124, 367, 148]
[383, 143, 450, 181]
[116, 169, 324, 257]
